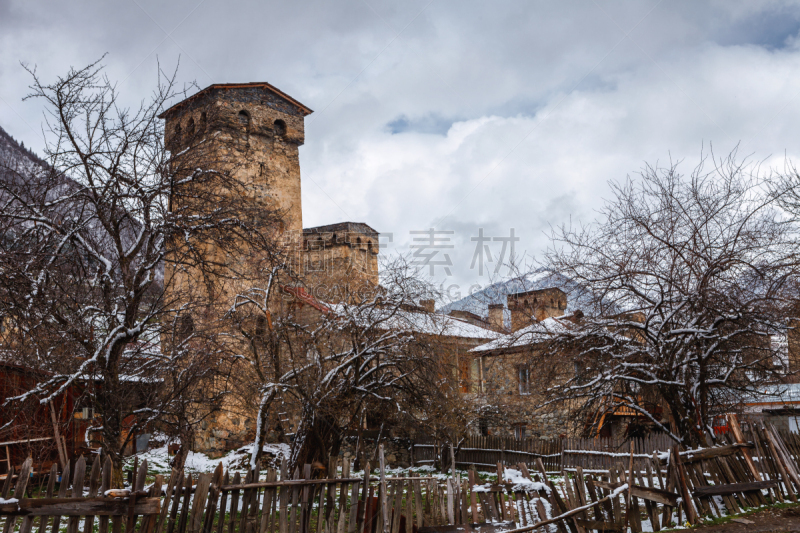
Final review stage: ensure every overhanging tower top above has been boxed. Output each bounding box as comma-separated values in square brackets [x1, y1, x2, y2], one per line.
[158, 82, 313, 119]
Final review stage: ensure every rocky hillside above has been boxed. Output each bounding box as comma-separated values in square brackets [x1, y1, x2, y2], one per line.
[0, 125, 48, 176]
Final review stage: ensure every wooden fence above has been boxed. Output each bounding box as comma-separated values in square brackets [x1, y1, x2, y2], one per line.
[7, 418, 800, 533]
[412, 433, 676, 473]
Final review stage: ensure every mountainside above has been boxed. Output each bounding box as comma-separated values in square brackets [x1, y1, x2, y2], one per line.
[0, 125, 48, 176]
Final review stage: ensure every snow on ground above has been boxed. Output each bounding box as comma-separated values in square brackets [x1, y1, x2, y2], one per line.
[124, 443, 291, 477]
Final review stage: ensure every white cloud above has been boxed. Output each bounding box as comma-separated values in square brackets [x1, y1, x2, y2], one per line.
[4, 0, 800, 291]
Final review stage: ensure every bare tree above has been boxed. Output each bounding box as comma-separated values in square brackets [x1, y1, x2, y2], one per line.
[230, 256, 442, 472]
[539, 150, 799, 447]
[0, 58, 277, 480]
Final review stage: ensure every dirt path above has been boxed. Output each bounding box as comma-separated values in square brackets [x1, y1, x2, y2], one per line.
[687, 506, 800, 533]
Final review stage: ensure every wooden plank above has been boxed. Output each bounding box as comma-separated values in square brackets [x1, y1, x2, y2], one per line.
[50, 461, 70, 533]
[692, 480, 779, 497]
[643, 462, 659, 532]
[727, 415, 762, 482]
[98, 458, 113, 533]
[279, 460, 289, 533]
[591, 480, 677, 509]
[670, 447, 696, 524]
[460, 481, 469, 527]
[379, 448, 388, 533]
[238, 470, 255, 533]
[268, 471, 279, 533]
[413, 479, 424, 530]
[338, 459, 350, 533]
[1, 497, 162, 516]
[288, 468, 300, 533]
[201, 464, 223, 533]
[189, 473, 212, 533]
[35, 463, 58, 533]
[156, 469, 181, 533]
[13, 458, 36, 533]
[224, 473, 241, 533]
[299, 466, 311, 533]
[357, 462, 370, 533]
[65, 456, 87, 533]
[761, 425, 797, 501]
[348, 480, 360, 533]
[144, 476, 164, 533]
[259, 470, 277, 533]
[167, 471, 187, 533]
[80, 456, 102, 533]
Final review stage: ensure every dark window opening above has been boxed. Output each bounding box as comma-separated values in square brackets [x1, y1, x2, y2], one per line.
[479, 418, 489, 437]
[255, 316, 267, 338]
[200, 112, 208, 131]
[187, 118, 195, 136]
[238, 110, 250, 127]
[514, 424, 527, 440]
[178, 314, 194, 340]
[274, 119, 287, 137]
[518, 365, 530, 395]
[357, 237, 362, 244]
[173, 124, 182, 145]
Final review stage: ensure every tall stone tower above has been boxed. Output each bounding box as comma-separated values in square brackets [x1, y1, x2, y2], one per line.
[159, 82, 312, 232]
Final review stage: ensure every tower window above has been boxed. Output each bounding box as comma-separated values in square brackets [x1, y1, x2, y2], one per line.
[356, 237, 362, 244]
[178, 314, 194, 341]
[255, 316, 267, 338]
[187, 118, 195, 136]
[200, 112, 208, 132]
[518, 365, 530, 395]
[173, 124, 182, 145]
[274, 119, 287, 137]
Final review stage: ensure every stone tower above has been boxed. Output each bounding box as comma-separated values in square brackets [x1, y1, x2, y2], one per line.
[159, 82, 313, 232]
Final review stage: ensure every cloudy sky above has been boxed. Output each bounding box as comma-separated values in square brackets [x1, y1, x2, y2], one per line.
[3, 0, 800, 298]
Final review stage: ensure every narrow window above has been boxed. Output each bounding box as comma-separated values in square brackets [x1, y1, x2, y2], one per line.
[514, 424, 527, 440]
[178, 314, 194, 340]
[200, 112, 208, 132]
[255, 316, 267, 338]
[173, 124, 182, 146]
[238, 110, 250, 128]
[187, 118, 195, 136]
[518, 365, 530, 395]
[274, 119, 287, 137]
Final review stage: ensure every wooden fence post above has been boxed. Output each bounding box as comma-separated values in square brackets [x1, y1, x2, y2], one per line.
[727, 414, 762, 482]
[379, 445, 388, 533]
[671, 446, 697, 525]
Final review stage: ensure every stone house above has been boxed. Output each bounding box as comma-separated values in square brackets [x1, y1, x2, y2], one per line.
[157, 81, 587, 456]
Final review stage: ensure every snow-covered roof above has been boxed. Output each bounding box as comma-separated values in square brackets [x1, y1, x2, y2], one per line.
[396, 309, 500, 339]
[743, 383, 800, 405]
[470, 315, 573, 353]
[322, 302, 499, 340]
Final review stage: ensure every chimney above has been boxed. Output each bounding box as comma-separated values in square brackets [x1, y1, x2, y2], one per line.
[420, 299, 435, 313]
[488, 304, 505, 331]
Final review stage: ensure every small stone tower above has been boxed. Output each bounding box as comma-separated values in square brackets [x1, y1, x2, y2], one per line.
[508, 287, 567, 332]
[159, 82, 313, 232]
